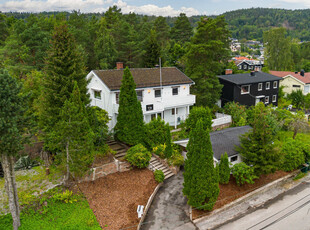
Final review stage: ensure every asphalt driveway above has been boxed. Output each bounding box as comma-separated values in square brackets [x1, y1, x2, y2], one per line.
[140, 169, 197, 230]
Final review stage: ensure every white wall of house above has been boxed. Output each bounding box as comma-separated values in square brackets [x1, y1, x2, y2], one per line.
[87, 71, 195, 130]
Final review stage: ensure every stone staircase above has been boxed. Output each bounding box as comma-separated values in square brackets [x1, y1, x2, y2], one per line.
[148, 156, 175, 180]
[106, 140, 131, 171]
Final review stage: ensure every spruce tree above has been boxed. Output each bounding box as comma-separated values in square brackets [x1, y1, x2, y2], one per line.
[143, 29, 161, 68]
[0, 69, 27, 229]
[170, 13, 193, 43]
[41, 23, 89, 151]
[219, 153, 230, 184]
[51, 82, 94, 185]
[114, 67, 144, 145]
[183, 119, 219, 210]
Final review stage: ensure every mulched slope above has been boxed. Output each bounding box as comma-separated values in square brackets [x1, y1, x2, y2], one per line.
[193, 170, 289, 220]
[78, 169, 157, 230]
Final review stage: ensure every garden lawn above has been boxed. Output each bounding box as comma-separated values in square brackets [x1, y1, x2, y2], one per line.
[0, 189, 101, 230]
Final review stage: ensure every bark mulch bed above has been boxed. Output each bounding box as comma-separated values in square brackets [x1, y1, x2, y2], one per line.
[78, 168, 157, 230]
[192, 170, 289, 220]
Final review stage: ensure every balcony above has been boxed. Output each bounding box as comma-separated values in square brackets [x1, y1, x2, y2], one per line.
[162, 94, 196, 109]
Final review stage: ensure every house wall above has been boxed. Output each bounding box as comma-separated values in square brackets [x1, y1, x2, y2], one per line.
[219, 79, 235, 107]
[87, 71, 195, 130]
[280, 76, 305, 95]
[233, 81, 279, 107]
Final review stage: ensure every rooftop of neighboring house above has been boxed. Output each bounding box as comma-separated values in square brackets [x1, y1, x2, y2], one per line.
[174, 126, 252, 160]
[217, 71, 282, 85]
[269, 70, 310, 84]
[91, 66, 194, 91]
[233, 56, 250, 61]
[237, 60, 263, 66]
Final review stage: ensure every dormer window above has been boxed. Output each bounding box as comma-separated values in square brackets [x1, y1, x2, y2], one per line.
[241, 85, 250, 94]
[172, 87, 179, 96]
[155, 89, 161, 98]
[94, 90, 101, 99]
[273, 81, 277, 89]
[266, 82, 270, 90]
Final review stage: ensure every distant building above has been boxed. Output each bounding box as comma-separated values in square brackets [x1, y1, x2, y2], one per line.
[236, 60, 264, 71]
[270, 70, 310, 95]
[87, 63, 196, 130]
[217, 71, 281, 107]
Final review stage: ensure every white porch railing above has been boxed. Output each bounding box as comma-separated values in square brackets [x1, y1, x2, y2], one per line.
[212, 113, 232, 127]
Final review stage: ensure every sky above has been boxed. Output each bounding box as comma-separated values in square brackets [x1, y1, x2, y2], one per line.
[0, 0, 309, 16]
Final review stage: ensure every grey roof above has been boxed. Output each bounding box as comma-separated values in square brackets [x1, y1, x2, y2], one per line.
[217, 71, 281, 85]
[210, 126, 252, 160]
[174, 126, 252, 160]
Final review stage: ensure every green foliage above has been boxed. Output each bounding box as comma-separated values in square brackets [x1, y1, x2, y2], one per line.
[125, 144, 151, 168]
[287, 89, 305, 109]
[50, 83, 95, 178]
[231, 162, 257, 186]
[264, 28, 293, 71]
[184, 106, 212, 133]
[219, 153, 230, 184]
[143, 29, 161, 68]
[153, 144, 166, 159]
[281, 140, 305, 171]
[0, 188, 101, 230]
[41, 23, 89, 152]
[170, 13, 193, 43]
[52, 190, 77, 204]
[0, 69, 27, 157]
[239, 103, 280, 175]
[154, 170, 165, 183]
[185, 16, 230, 107]
[114, 67, 145, 145]
[293, 172, 307, 181]
[169, 150, 184, 167]
[144, 117, 169, 150]
[183, 119, 219, 211]
[164, 124, 173, 159]
[224, 102, 247, 127]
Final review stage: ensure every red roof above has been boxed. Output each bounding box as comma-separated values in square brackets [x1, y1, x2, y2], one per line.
[269, 71, 310, 84]
[234, 56, 250, 60]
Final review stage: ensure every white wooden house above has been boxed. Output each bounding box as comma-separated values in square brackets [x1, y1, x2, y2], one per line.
[86, 64, 196, 130]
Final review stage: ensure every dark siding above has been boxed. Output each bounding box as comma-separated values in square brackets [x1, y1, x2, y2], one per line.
[219, 79, 234, 107]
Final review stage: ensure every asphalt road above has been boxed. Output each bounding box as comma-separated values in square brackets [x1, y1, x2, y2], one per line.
[218, 181, 310, 230]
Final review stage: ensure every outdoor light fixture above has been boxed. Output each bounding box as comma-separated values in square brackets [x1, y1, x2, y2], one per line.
[183, 86, 186, 90]
[147, 89, 151, 93]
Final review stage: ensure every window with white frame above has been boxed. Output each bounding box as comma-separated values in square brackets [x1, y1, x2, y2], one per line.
[154, 89, 161, 98]
[116, 93, 119, 104]
[172, 108, 178, 115]
[272, 95, 277, 102]
[241, 85, 250, 94]
[273, 81, 277, 89]
[230, 156, 238, 162]
[93, 90, 101, 99]
[258, 83, 263, 91]
[136, 90, 143, 102]
[265, 96, 269, 104]
[266, 82, 270, 90]
[243, 65, 247, 70]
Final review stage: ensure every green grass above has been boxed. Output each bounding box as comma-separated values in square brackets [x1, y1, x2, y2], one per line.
[0, 189, 101, 230]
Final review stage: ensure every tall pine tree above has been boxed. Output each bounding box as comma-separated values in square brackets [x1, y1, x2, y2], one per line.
[143, 29, 161, 68]
[40, 23, 89, 151]
[170, 13, 193, 43]
[114, 67, 145, 145]
[183, 119, 219, 210]
[51, 82, 94, 185]
[185, 16, 230, 107]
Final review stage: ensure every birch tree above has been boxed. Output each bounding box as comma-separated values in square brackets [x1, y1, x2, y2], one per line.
[0, 69, 27, 230]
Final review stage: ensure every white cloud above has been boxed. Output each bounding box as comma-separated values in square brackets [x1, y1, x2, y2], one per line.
[277, 0, 310, 6]
[0, 0, 201, 16]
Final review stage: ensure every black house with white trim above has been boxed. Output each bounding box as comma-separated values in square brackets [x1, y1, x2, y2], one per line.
[217, 71, 281, 107]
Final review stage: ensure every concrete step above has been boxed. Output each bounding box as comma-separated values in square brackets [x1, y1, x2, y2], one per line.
[165, 172, 175, 179]
[115, 153, 127, 159]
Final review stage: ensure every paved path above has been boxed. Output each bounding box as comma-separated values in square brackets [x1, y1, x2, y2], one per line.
[140, 170, 197, 230]
[218, 179, 310, 230]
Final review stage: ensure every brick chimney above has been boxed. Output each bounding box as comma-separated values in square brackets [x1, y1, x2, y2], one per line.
[116, 62, 123, 70]
[225, 69, 233, 75]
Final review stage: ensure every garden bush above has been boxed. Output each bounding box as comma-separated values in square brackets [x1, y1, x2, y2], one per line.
[184, 106, 212, 132]
[219, 153, 230, 184]
[231, 162, 257, 186]
[125, 144, 151, 168]
[169, 150, 184, 166]
[153, 144, 166, 158]
[144, 117, 169, 150]
[281, 140, 305, 172]
[154, 169, 165, 183]
[223, 102, 247, 127]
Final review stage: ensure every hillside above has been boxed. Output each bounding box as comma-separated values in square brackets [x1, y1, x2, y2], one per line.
[222, 8, 310, 41]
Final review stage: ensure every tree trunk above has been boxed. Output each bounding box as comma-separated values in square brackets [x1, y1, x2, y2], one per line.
[65, 141, 70, 187]
[293, 127, 298, 139]
[2, 154, 20, 230]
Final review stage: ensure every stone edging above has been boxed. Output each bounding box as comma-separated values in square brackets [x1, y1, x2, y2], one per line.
[137, 182, 163, 230]
[193, 170, 299, 226]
